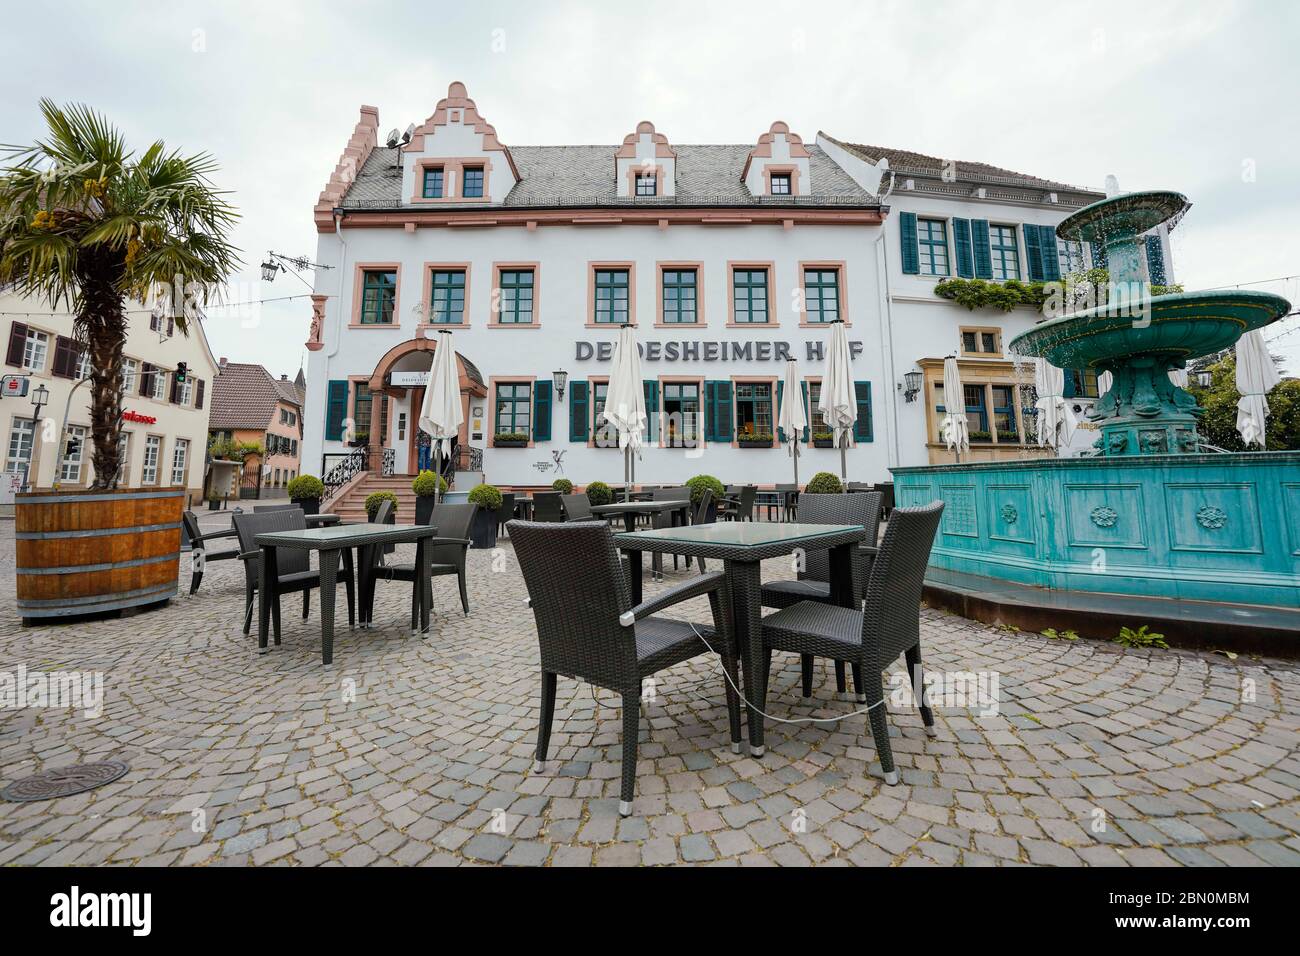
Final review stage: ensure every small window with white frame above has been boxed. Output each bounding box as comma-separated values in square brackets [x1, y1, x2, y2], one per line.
[121, 358, 139, 394]
[74, 349, 91, 380]
[22, 328, 48, 372]
[142, 435, 161, 485]
[177, 377, 192, 406]
[60, 425, 87, 484]
[5, 417, 36, 476]
[116, 431, 130, 485]
[171, 437, 189, 486]
[150, 368, 168, 401]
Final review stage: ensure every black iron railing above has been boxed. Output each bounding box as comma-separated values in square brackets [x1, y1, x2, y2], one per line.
[322, 446, 369, 504]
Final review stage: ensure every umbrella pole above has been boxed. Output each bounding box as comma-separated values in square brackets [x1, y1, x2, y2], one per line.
[839, 433, 847, 481]
[792, 440, 799, 487]
[433, 445, 441, 504]
[623, 443, 630, 503]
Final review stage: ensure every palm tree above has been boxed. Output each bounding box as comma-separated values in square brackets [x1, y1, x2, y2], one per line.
[0, 100, 238, 489]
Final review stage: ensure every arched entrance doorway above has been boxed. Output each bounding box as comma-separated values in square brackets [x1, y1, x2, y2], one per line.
[367, 337, 487, 477]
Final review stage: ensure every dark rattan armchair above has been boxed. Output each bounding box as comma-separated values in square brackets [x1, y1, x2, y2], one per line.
[233, 508, 355, 642]
[182, 510, 241, 595]
[370, 502, 476, 624]
[560, 493, 595, 521]
[509, 519, 742, 816]
[531, 491, 564, 522]
[755, 501, 944, 785]
[761, 492, 882, 698]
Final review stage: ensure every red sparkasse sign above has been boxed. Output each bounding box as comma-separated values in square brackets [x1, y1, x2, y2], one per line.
[121, 410, 157, 425]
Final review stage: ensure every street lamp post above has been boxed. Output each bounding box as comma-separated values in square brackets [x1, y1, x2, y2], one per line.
[25, 383, 49, 491]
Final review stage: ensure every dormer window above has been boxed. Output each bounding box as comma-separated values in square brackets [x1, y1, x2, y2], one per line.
[422, 167, 444, 198]
[462, 166, 484, 198]
[635, 173, 657, 197]
[770, 173, 791, 195]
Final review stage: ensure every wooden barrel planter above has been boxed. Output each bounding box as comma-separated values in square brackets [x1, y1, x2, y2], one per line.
[14, 488, 185, 626]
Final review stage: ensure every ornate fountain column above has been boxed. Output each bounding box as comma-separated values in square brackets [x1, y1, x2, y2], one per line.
[1011, 191, 1288, 457]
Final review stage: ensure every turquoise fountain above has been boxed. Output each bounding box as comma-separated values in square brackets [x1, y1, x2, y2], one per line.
[891, 189, 1298, 643]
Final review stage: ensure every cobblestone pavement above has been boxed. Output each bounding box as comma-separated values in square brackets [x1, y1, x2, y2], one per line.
[0, 519, 1298, 867]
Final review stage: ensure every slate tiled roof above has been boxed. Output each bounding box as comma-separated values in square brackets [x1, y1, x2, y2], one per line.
[821, 132, 1103, 197]
[208, 362, 303, 431]
[337, 143, 875, 209]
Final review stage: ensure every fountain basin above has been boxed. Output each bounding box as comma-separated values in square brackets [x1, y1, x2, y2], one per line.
[1010, 289, 1291, 370]
[892, 452, 1300, 614]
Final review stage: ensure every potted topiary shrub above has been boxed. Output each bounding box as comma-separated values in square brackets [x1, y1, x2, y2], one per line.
[806, 471, 844, 495]
[467, 483, 503, 548]
[412, 469, 448, 525]
[739, 431, 775, 448]
[552, 478, 573, 494]
[585, 481, 614, 506]
[287, 474, 324, 515]
[812, 431, 835, 449]
[493, 432, 530, 448]
[365, 490, 398, 520]
[685, 474, 725, 521]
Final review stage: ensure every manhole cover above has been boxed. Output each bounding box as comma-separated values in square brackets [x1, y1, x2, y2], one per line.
[1, 761, 129, 802]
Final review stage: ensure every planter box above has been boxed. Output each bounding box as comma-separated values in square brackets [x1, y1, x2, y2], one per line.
[415, 495, 435, 526]
[290, 496, 320, 516]
[15, 487, 185, 624]
[469, 509, 498, 548]
[813, 439, 835, 448]
[493, 439, 528, 448]
[739, 440, 773, 449]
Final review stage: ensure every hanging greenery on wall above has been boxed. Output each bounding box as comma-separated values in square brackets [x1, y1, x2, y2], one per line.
[933, 269, 1183, 314]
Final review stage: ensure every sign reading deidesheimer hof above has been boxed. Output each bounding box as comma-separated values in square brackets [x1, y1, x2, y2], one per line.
[575, 339, 865, 362]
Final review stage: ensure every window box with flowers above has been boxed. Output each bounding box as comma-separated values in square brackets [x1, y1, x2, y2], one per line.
[738, 432, 775, 449]
[493, 432, 530, 448]
[812, 431, 835, 448]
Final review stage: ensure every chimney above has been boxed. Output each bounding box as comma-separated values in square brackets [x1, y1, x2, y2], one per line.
[219, 357, 228, 370]
[281, 374, 288, 381]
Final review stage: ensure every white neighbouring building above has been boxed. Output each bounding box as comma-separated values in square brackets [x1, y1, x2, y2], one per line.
[302, 82, 1170, 498]
[1, 291, 218, 509]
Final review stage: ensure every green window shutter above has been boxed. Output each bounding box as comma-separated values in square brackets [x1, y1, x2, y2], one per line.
[569, 381, 589, 442]
[1090, 240, 1107, 269]
[971, 220, 993, 279]
[898, 212, 920, 275]
[705, 380, 733, 442]
[1023, 224, 1044, 282]
[801, 382, 810, 442]
[853, 382, 873, 442]
[1145, 235, 1166, 285]
[1040, 226, 1061, 281]
[952, 219, 974, 278]
[324, 380, 348, 441]
[643, 380, 658, 441]
[533, 381, 552, 442]
[776, 380, 786, 443]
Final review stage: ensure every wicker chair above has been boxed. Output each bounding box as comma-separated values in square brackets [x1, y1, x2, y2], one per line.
[761, 492, 882, 697]
[182, 510, 241, 595]
[509, 519, 742, 816]
[774, 483, 799, 521]
[370, 502, 476, 623]
[755, 501, 944, 785]
[233, 508, 355, 641]
[560, 493, 595, 521]
[650, 486, 691, 569]
[496, 493, 516, 537]
[531, 491, 564, 522]
[721, 485, 757, 522]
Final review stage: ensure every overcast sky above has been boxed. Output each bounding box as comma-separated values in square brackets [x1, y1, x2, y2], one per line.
[2, 0, 1297, 372]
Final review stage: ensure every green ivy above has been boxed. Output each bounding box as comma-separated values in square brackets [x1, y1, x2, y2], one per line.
[934, 268, 1183, 314]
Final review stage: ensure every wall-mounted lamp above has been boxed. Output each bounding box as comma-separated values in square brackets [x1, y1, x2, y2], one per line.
[901, 370, 922, 403]
[553, 369, 568, 402]
[1194, 370, 1213, 388]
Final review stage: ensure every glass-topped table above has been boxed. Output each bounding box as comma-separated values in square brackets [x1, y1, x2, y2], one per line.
[254, 522, 443, 665]
[615, 521, 867, 755]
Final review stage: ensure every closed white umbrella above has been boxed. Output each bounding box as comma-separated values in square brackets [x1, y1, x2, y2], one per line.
[1168, 364, 1188, 389]
[604, 324, 647, 501]
[419, 329, 464, 503]
[940, 356, 969, 460]
[777, 358, 807, 486]
[1235, 330, 1279, 448]
[1033, 358, 1076, 449]
[817, 319, 856, 479]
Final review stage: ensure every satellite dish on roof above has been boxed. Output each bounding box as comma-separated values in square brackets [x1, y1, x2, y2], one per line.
[403, 123, 415, 144]
[386, 128, 401, 148]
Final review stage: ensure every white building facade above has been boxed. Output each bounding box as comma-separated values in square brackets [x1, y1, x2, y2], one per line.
[1, 292, 219, 506]
[302, 83, 1167, 491]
